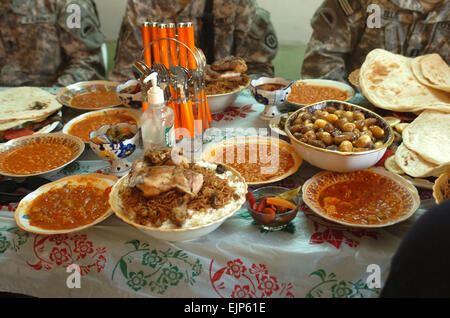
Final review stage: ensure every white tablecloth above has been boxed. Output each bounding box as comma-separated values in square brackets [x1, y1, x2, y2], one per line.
[0, 88, 437, 298]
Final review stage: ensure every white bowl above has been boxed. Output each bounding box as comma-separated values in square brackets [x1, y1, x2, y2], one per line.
[285, 101, 394, 172]
[0, 133, 85, 178]
[286, 79, 355, 107]
[207, 90, 241, 114]
[109, 164, 247, 242]
[249, 77, 293, 106]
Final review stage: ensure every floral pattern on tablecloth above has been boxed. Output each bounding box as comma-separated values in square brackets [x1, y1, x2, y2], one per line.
[305, 269, 380, 298]
[210, 258, 295, 298]
[301, 203, 379, 249]
[0, 226, 29, 254]
[111, 240, 202, 294]
[27, 234, 107, 275]
[212, 104, 256, 122]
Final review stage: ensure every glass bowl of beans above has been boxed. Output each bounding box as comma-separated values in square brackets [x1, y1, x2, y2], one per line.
[285, 101, 394, 172]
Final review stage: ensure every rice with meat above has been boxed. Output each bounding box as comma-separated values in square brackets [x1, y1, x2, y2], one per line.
[118, 161, 246, 229]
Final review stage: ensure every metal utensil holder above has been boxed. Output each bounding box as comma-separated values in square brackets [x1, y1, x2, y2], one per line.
[137, 37, 210, 139]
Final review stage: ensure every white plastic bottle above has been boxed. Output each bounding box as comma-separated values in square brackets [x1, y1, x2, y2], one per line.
[141, 72, 175, 151]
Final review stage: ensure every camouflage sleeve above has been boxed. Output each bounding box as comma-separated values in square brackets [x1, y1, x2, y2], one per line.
[233, 3, 278, 78]
[301, 0, 365, 82]
[214, 0, 277, 78]
[108, 1, 142, 82]
[56, 0, 106, 86]
[238, 7, 278, 78]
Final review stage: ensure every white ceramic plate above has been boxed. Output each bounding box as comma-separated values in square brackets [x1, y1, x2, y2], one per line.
[0, 110, 62, 146]
[286, 79, 355, 108]
[0, 133, 85, 178]
[62, 107, 141, 143]
[56, 80, 121, 110]
[15, 173, 117, 235]
[302, 167, 421, 228]
[202, 136, 303, 185]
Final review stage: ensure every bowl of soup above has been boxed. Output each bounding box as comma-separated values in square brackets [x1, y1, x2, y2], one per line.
[286, 79, 355, 107]
[250, 77, 293, 106]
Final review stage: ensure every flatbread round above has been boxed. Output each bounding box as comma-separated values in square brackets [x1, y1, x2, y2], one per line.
[0, 87, 62, 124]
[433, 172, 450, 204]
[421, 54, 450, 91]
[411, 55, 450, 93]
[394, 143, 448, 178]
[359, 49, 450, 113]
[402, 111, 450, 165]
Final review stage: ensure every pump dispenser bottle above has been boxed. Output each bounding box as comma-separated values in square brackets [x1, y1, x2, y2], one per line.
[141, 72, 175, 151]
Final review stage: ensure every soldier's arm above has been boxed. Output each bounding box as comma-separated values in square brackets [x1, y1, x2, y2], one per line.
[234, 2, 278, 78]
[108, 1, 142, 82]
[56, 0, 106, 86]
[301, 0, 365, 82]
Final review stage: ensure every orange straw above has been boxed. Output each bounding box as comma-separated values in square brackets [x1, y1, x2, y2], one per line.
[149, 22, 160, 64]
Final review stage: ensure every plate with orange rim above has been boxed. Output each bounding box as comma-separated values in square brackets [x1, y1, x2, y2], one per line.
[302, 167, 421, 228]
[201, 136, 303, 185]
[15, 173, 118, 235]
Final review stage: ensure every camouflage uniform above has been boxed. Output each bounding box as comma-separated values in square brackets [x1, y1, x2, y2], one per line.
[301, 0, 450, 83]
[110, 0, 278, 81]
[0, 0, 105, 87]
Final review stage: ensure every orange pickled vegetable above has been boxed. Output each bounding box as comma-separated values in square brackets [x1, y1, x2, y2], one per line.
[261, 207, 276, 223]
[266, 197, 296, 210]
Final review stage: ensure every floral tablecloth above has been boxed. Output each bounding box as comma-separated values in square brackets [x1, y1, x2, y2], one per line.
[0, 88, 437, 298]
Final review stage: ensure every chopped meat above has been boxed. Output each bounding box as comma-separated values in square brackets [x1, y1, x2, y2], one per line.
[211, 56, 248, 73]
[135, 165, 204, 198]
[170, 199, 189, 227]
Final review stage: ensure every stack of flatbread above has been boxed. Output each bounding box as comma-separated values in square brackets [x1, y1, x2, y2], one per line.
[359, 49, 450, 113]
[394, 111, 450, 178]
[0, 87, 62, 143]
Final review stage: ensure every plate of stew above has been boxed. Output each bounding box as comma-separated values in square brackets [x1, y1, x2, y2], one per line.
[63, 107, 140, 143]
[302, 167, 420, 228]
[0, 133, 85, 177]
[56, 80, 122, 110]
[15, 173, 118, 234]
[286, 79, 355, 107]
[202, 136, 303, 185]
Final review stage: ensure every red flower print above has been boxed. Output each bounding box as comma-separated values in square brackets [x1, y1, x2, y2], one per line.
[74, 240, 94, 259]
[96, 255, 107, 272]
[231, 285, 254, 298]
[226, 259, 247, 279]
[49, 234, 69, 245]
[249, 264, 268, 276]
[49, 247, 70, 266]
[212, 105, 255, 122]
[258, 276, 279, 296]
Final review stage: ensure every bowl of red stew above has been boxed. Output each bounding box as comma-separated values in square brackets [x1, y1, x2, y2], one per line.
[246, 186, 301, 231]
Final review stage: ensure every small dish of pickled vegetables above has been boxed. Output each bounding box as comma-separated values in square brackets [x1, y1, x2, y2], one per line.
[246, 186, 301, 231]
